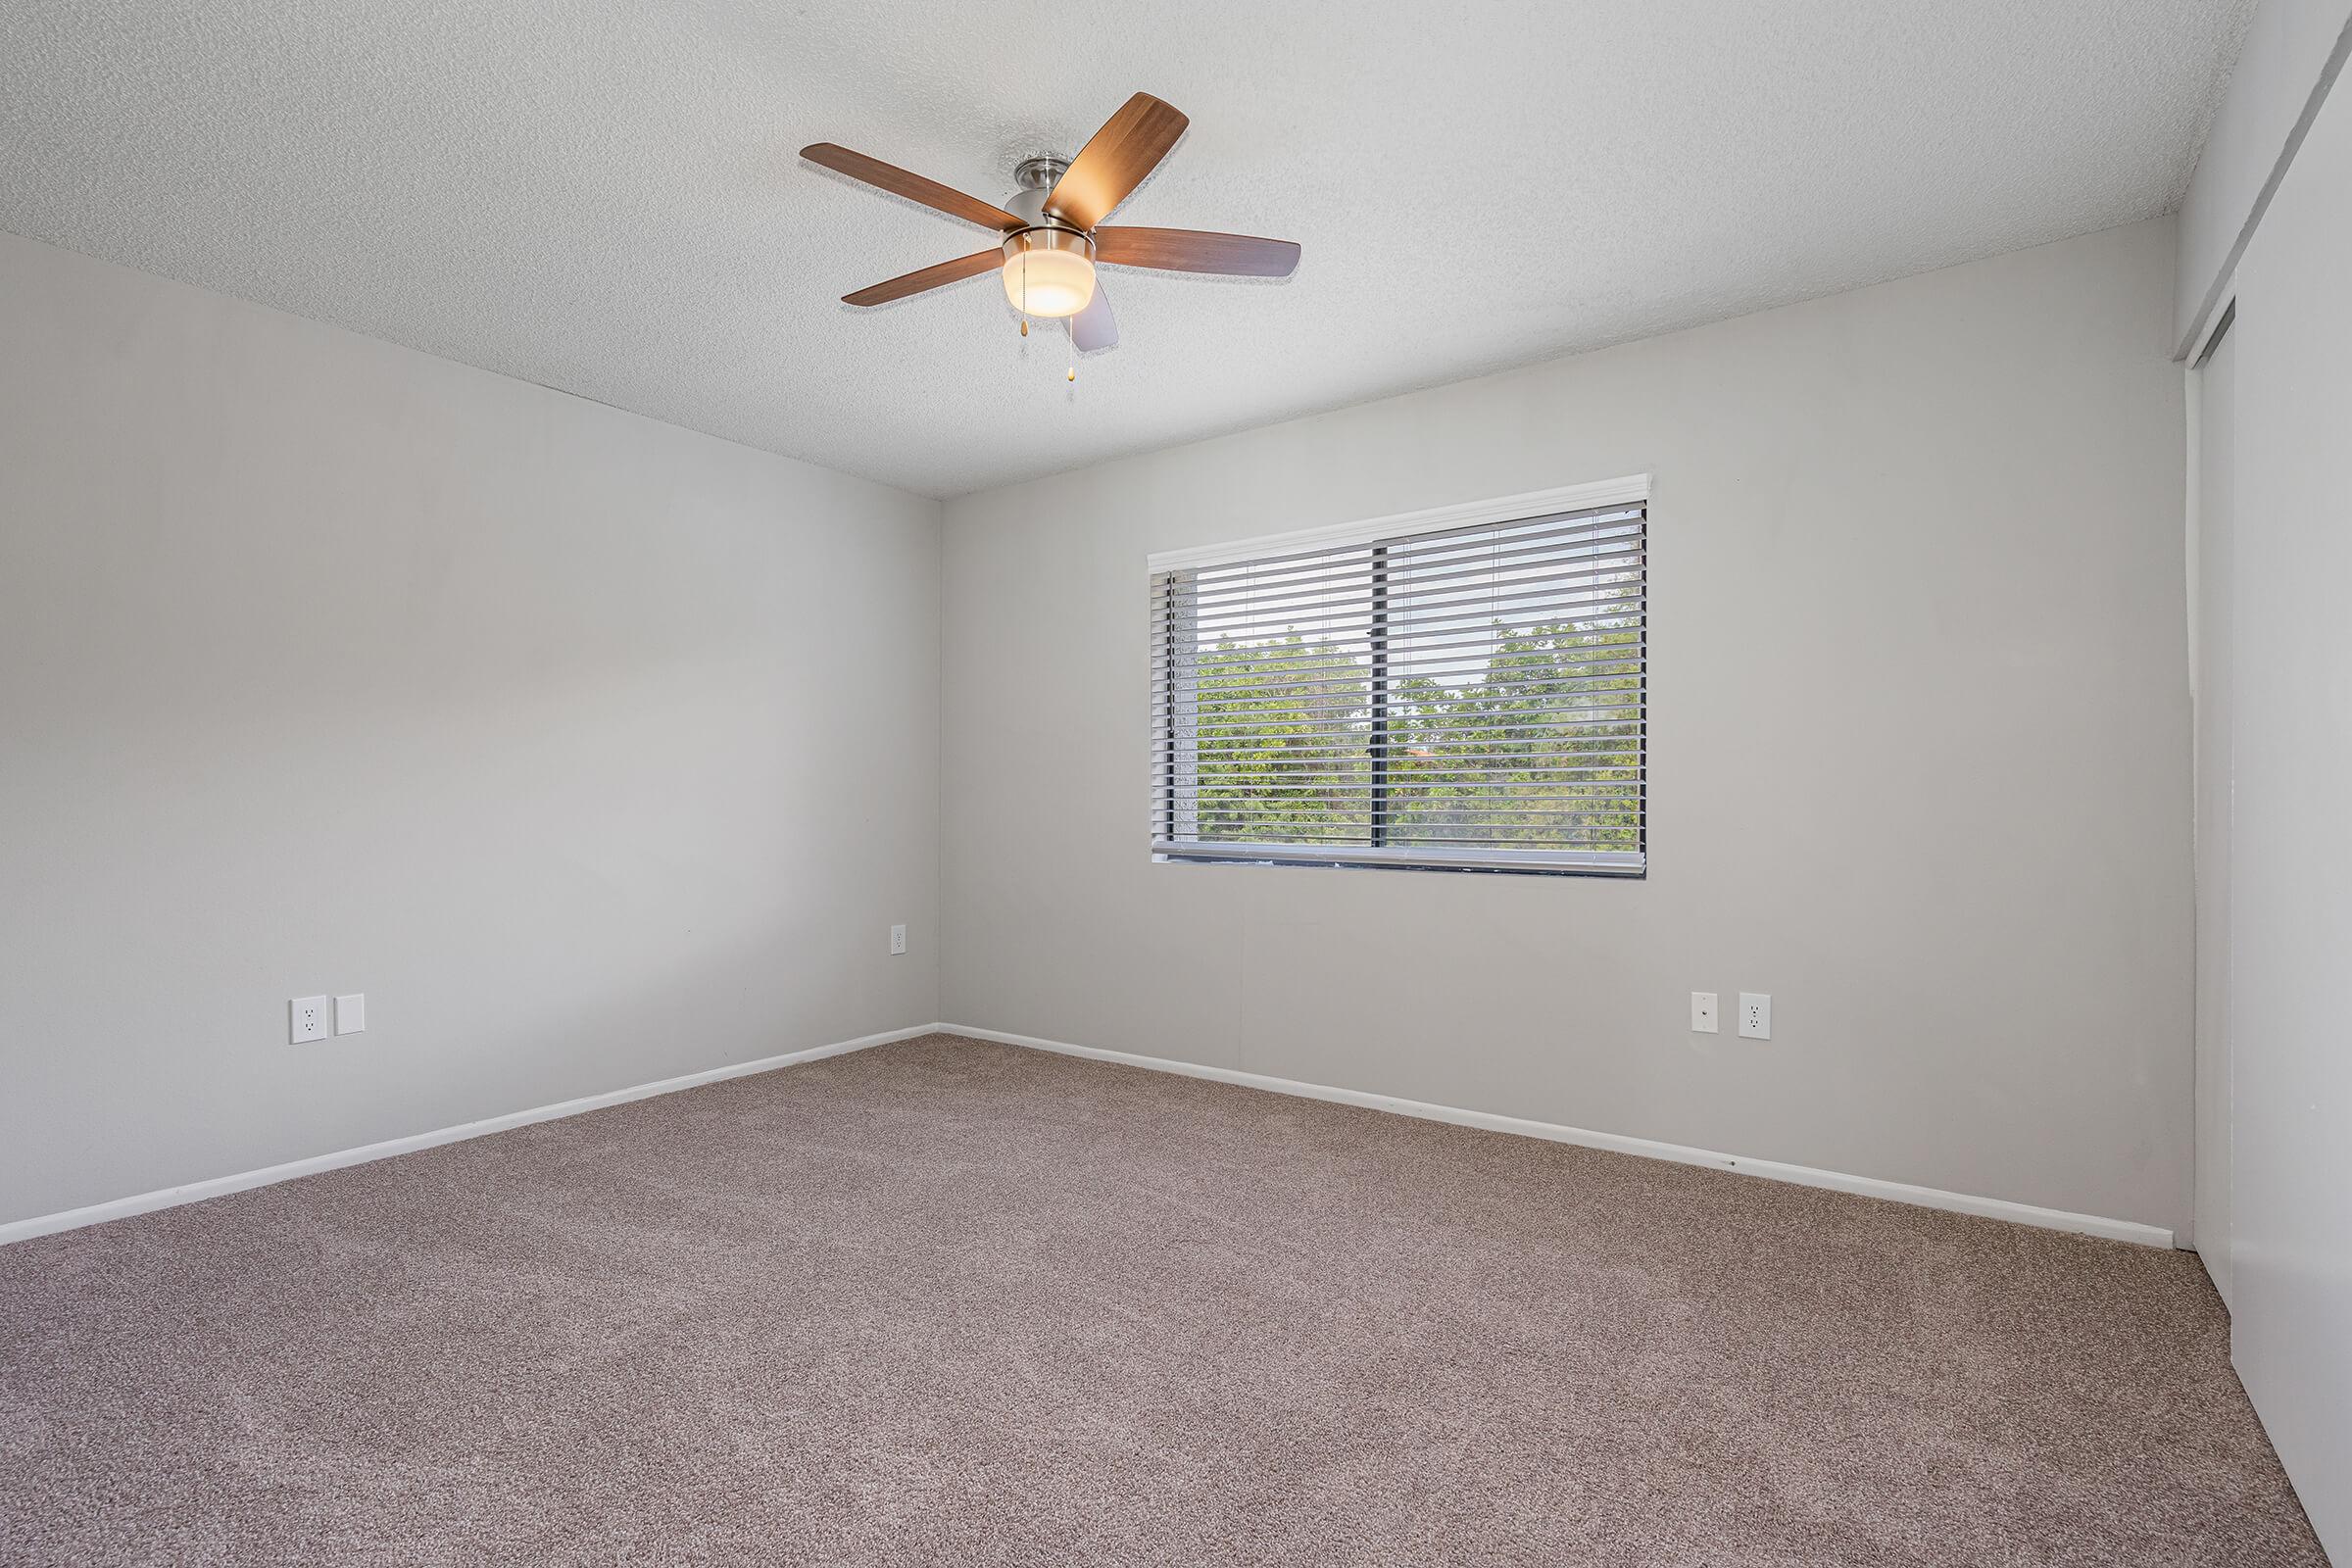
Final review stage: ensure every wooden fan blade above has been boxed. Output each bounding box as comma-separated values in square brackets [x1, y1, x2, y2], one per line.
[801, 143, 1024, 231]
[843, 249, 1004, 307]
[1095, 226, 1300, 277]
[1044, 93, 1189, 230]
[1067, 281, 1117, 352]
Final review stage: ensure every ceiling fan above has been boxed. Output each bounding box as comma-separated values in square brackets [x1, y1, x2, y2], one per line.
[802, 93, 1299, 354]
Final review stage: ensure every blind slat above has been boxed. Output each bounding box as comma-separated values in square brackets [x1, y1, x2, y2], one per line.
[1165, 581, 1646, 635]
[1180, 505, 1642, 578]
[1155, 693, 1644, 725]
[1152, 827, 1641, 843]
[1176, 546, 1646, 613]
[1150, 632, 1642, 681]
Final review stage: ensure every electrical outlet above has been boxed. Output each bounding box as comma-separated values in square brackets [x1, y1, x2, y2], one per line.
[290, 996, 328, 1043]
[335, 994, 366, 1035]
[1690, 991, 1719, 1034]
[890, 924, 907, 956]
[1738, 993, 1772, 1040]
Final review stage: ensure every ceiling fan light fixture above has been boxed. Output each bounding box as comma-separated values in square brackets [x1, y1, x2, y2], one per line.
[1001, 228, 1096, 318]
[807, 94, 1299, 351]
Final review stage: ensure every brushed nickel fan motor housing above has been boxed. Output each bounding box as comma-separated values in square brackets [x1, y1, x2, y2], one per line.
[1000, 223, 1095, 270]
[1005, 158, 1094, 248]
[1002, 184, 1087, 238]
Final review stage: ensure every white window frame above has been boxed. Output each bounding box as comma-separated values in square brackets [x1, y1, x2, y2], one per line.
[1149, 474, 1650, 878]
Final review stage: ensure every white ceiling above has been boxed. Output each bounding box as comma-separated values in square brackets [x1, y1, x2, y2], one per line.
[2, 1, 2252, 499]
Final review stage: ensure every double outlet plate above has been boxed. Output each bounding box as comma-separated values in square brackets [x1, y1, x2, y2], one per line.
[1691, 991, 1771, 1039]
[288, 923, 910, 1045]
[291, 995, 365, 1043]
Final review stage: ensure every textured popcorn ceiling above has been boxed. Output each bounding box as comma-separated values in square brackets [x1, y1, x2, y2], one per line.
[1, 0, 2252, 498]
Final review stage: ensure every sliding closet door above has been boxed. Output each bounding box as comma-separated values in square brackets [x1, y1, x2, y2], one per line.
[2222, 67, 2352, 1555]
[2191, 314, 2234, 1308]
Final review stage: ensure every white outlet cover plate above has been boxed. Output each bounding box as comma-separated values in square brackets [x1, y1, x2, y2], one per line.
[1739, 992, 1773, 1040]
[1690, 992, 1719, 1033]
[290, 996, 328, 1043]
[335, 994, 366, 1035]
[890, 924, 907, 955]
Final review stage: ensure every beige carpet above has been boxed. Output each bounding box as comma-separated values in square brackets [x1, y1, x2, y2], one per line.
[0, 1033, 2325, 1565]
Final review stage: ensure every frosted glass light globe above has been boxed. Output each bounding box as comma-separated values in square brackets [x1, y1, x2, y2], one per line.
[1002, 230, 1097, 318]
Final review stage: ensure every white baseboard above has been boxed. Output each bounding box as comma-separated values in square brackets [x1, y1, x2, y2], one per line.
[7, 1020, 2175, 1253]
[940, 1023, 2177, 1250]
[0, 1022, 940, 1248]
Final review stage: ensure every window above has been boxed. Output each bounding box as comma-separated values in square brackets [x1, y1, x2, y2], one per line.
[1150, 480, 1647, 876]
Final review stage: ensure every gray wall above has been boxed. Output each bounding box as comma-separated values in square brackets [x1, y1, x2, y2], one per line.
[941, 218, 2192, 1235]
[0, 231, 943, 1227]
[2192, 72, 2352, 1557]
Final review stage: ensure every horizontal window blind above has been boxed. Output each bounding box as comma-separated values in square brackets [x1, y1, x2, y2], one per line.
[1151, 500, 1645, 875]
